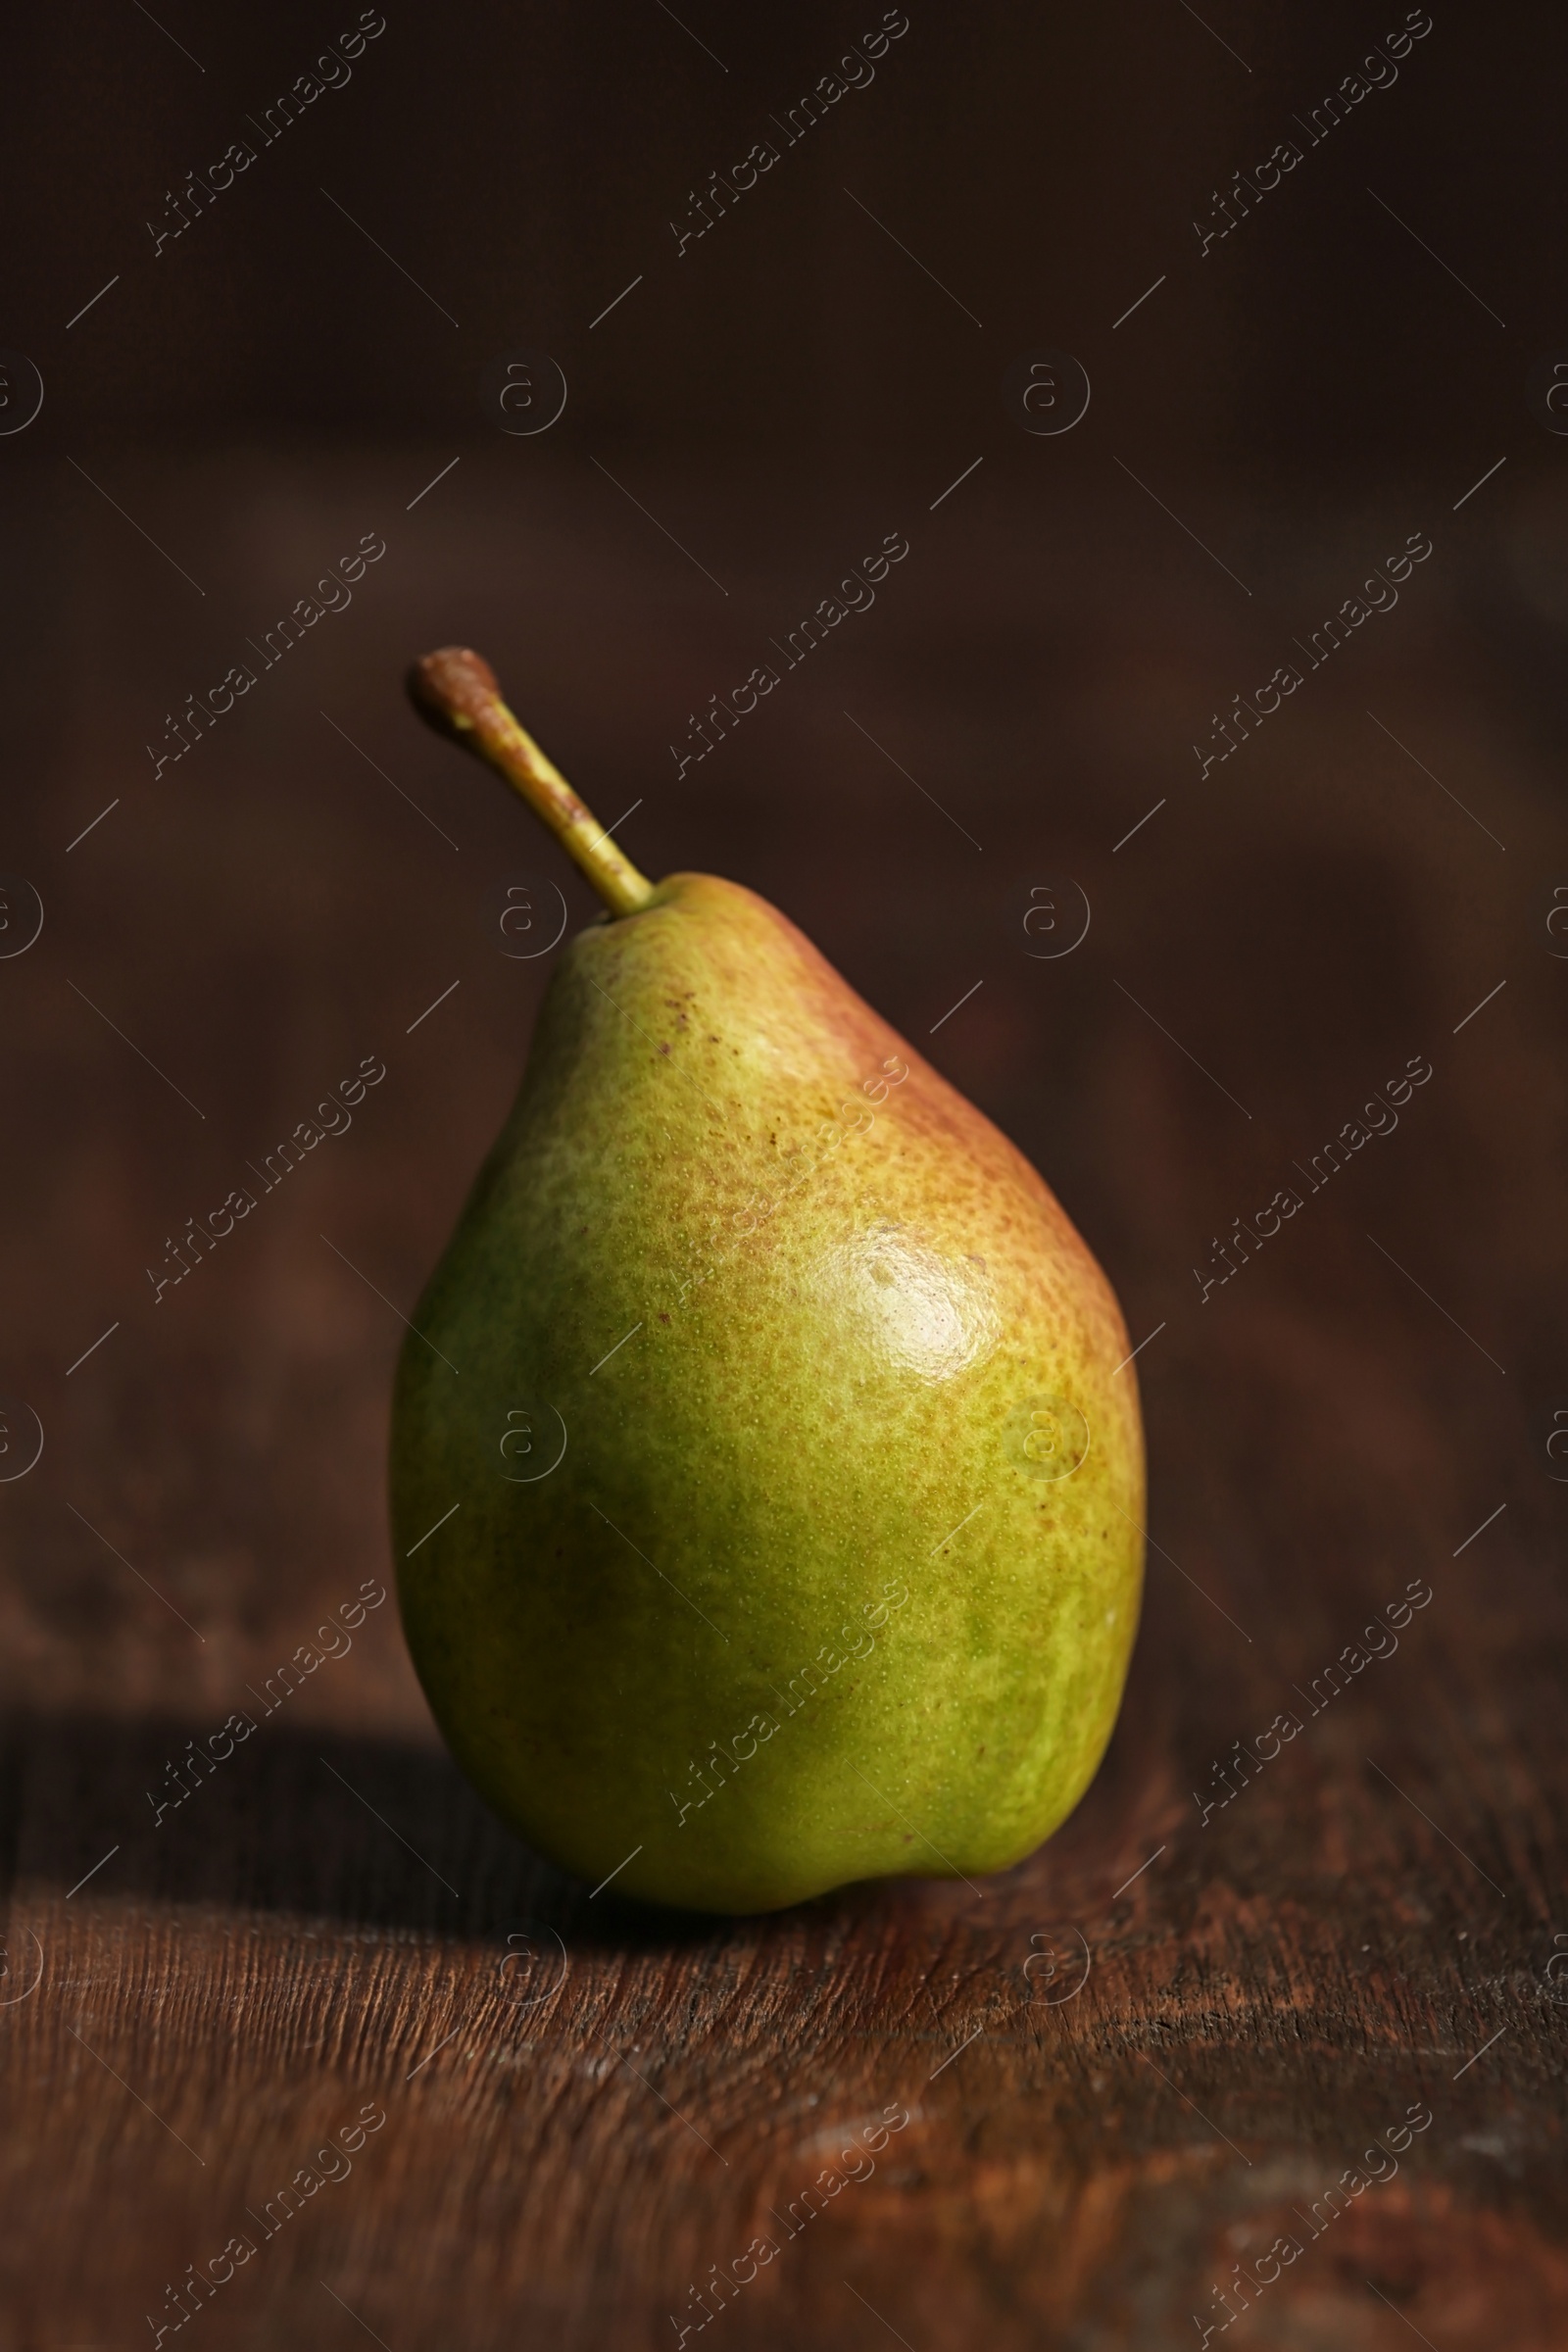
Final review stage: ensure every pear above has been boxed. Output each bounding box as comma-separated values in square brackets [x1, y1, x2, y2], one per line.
[390, 648, 1144, 1914]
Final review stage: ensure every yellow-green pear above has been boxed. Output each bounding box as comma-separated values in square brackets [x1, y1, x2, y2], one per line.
[390, 648, 1144, 1913]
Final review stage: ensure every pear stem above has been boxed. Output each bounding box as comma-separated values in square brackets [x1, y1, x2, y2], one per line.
[407, 646, 657, 917]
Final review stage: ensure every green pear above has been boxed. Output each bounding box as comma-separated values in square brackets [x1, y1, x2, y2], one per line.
[390, 648, 1144, 1914]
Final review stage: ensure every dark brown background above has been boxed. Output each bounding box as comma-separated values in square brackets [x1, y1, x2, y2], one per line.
[1, 2, 1566, 2346]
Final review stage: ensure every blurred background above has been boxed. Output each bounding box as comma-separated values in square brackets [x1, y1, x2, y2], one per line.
[2, 0, 1563, 1718]
[2, 3, 1567, 2345]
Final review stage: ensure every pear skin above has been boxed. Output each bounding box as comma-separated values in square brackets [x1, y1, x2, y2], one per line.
[391, 652, 1144, 1914]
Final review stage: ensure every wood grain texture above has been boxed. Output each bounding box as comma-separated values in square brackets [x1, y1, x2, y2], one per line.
[1, 461, 1564, 2350]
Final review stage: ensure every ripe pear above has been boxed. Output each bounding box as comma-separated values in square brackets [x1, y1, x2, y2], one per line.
[390, 648, 1144, 1914]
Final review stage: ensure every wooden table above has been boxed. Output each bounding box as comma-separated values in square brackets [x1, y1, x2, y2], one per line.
[1, 450, 1563, 2348]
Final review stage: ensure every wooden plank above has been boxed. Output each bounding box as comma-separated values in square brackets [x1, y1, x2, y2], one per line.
[1, 476, 1564, 2350]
